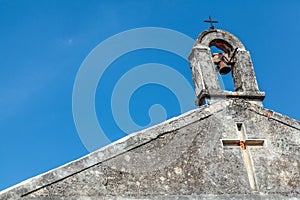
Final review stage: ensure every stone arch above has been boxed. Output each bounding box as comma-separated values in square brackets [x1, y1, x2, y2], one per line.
[197, 29, 245, 51]
[209, 39, 234, 55]
[189, 29, 265, 106]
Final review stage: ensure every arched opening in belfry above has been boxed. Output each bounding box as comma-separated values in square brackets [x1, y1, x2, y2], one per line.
[209, 39, 235, 91]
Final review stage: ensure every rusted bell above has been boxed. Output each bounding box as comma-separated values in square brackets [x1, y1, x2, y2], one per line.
[218, 61, 231, 75]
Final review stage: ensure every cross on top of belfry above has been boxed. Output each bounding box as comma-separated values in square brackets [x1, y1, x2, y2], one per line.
[204, 16, 218, 29]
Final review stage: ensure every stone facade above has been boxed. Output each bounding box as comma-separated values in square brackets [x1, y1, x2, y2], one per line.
[0, 99, 299, 199]
[0, 28, 299, 199]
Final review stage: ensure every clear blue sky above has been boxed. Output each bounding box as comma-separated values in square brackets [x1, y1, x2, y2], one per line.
[1, 0, 299, 191]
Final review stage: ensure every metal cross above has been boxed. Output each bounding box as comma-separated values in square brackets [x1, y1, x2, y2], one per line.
[204, 16, 219, 29]
[221, 123, 265, 192]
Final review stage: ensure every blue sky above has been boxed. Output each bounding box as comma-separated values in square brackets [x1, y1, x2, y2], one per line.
[1, 0, 300, 191]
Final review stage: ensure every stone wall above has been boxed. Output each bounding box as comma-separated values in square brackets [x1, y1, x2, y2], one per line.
[2, 99, 296, 199]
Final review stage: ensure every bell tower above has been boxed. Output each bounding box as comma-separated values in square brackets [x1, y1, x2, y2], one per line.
[189, 19, 265, 106]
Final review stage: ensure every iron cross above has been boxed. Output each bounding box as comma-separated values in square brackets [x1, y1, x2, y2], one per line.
[204, 16, 218, 29]
[221, 123, 265, 192]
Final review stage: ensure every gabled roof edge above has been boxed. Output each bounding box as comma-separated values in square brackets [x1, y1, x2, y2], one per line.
[0, 101, 229, 198]
[232, 99, 300, 131]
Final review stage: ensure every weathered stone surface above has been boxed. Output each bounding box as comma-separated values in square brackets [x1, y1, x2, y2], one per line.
[233, 49, 260, 92]
[1, 28, 299, 199]
[0, 99, 299, 199]
[189, 29, 265, 106]
[197, 29, 245, 50]
[189, 45, 220, 98]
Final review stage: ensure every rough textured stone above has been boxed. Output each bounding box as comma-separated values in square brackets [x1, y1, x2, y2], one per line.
[189, 29, 265, 106]
[0, 28, 299, 199]
[0, 99, 299, 199]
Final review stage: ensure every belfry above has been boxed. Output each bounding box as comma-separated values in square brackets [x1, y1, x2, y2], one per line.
[189, 22, 265, 106]
[0, 21, 299, 199]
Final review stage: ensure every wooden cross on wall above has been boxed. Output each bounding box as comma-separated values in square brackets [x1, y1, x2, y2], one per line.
[221, 123, 265, 192]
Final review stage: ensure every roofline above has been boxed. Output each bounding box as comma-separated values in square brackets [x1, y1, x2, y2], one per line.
[0, 101, 229, 197]
[1, 99, 299, 198]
